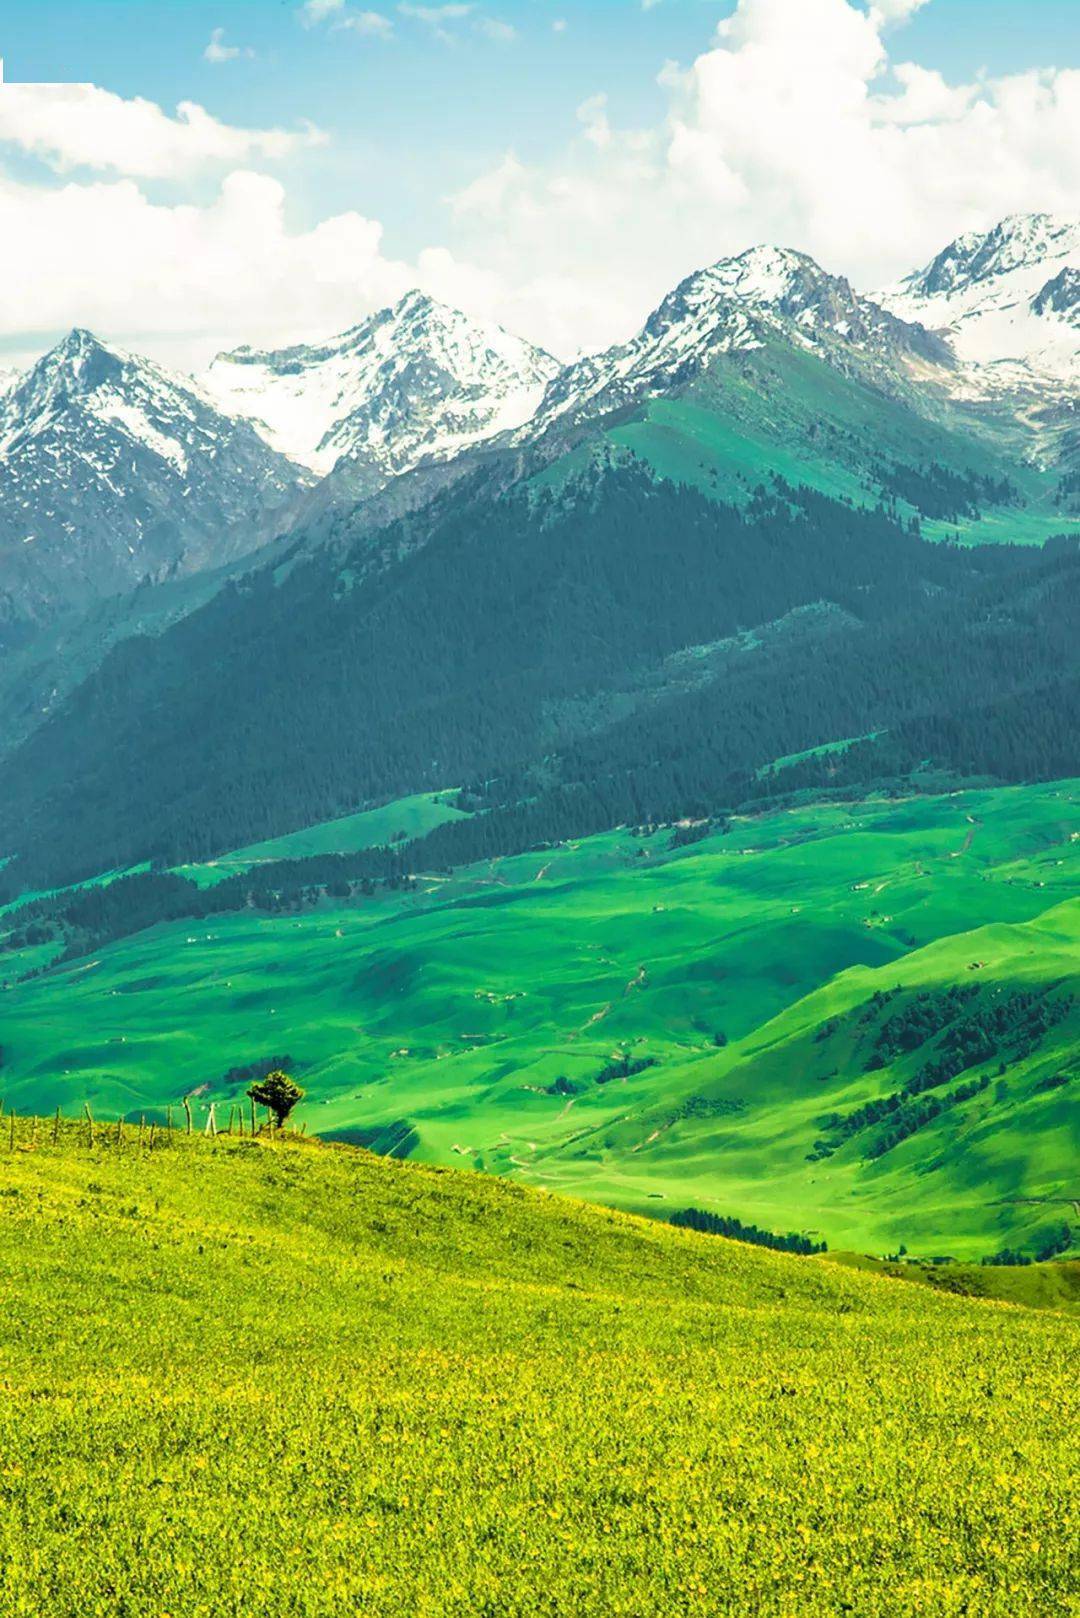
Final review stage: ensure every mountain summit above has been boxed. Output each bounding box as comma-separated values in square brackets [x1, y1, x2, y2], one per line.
[0, 330, 307, 626]
[880, 212, 1080, 379]
[202, 291, 560, 481]
[526, 244, 952, 433]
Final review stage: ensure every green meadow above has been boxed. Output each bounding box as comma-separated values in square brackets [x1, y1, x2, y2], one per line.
[0, 1129, 1076, 1617]
[1, 779, 1076, 1259]
[174, 790, 468, 887]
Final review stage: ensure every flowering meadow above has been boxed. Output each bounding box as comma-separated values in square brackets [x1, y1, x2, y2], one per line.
[0, 1125, 1075, 1616]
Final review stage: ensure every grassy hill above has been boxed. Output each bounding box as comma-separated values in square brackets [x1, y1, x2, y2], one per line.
[537, 337, 1074, 546]
[0, 779, 1076, 1259]
[173, 790, 469, 888]
[0, 1128, 1076, 1617]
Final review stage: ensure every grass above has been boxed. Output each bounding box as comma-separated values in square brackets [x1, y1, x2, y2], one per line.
[0, 779, 1076, 1260]
[1, 791, 468, 907]
[829, 1250, 1080, 1314]
[586, 340, 1070, 545]
[0, 1127, 1076, 1616]
[173, 790, 468, 887]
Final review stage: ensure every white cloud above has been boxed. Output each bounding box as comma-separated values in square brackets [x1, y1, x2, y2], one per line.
[552, 18, 567, 33]
[299, 0, 346, 23]
[338, 10, 395, 37]
[576, 94, 611, 149]
[398, 3, 474, 43]
[475, 16, 516, 43]
[302, 1, 394, 35]
[0, 81, 324, 179]
[5, 0, 1080, 374]
[0, 167, 420, 366]
[869, 0, 930, 24]
[443, 0, 1080, 354]
[873, 61, 976, 125]
[203, 28, 254, 64]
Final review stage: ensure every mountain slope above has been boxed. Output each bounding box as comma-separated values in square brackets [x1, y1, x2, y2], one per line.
[514, 243, 1069, 543]
[0, 329, 309, 628]
[1, 463, 1073, 890]
[2, 1130, 1075, 1617]
[203, 290, 559, 484]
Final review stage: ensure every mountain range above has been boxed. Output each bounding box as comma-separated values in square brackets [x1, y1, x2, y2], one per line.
[202, 289, 559, 483]
[0, 211, 1077, 640]
[0, 210, 1076, 880]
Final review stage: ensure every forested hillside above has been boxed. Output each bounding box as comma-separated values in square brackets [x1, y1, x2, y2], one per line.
[0, 464, 1075, 892]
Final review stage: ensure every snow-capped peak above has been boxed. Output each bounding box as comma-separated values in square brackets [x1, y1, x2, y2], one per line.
[0, 327, 308, 623]
[895, 214, 1080, 302]
[879, 212, 1080, 380]
[202, 293, 560, 477]
[528, 244, 949, 434]
[0, 327, 233, 472]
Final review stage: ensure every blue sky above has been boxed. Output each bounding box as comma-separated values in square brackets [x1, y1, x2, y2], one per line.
[0, 0, 1078, 365]
[3, 0, 1079, 251]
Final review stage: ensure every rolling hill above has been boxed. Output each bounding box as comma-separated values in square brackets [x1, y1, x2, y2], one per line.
[1, 778, 1075, 1260]
[0, 1127, 1075, 1616]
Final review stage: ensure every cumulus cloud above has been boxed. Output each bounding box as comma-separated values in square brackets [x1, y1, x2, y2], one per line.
[5, 0, 1080, 371]
[576, 94, 612, 149]
[0, 80, 323, 178]
[444, 0, 1080, 353]
[0, 168, 417, 365]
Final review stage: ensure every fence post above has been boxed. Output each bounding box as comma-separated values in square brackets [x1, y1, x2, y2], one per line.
[183, 1096, 193, 1135]
[52, 1106, 61, 1145]
[149, 1121, 156, 1150]
[166, 1104, 173, 1134]
[8, 1110, 14, 1151]
[250, 1096, 257, 1137]
[115, 1115, 123, 1146]
[84, 1102, 94, 1147]
[205, 1103, 217, 1138]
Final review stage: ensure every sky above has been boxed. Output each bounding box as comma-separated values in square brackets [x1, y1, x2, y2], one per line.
[0, 0, 1079, 369]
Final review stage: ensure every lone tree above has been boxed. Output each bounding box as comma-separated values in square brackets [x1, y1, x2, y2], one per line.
[247, 1070, 304, 1129]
